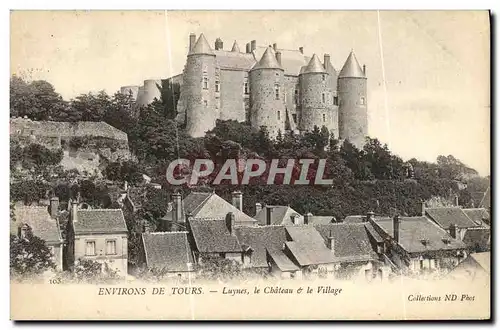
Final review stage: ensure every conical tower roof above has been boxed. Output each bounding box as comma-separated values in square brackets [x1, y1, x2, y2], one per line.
[231, 40, 241, 52]
[339, 50, 365, 78]
[301, 54, 326, 74]
[251, 46, 282, 70]
[190, 33, 215, 56]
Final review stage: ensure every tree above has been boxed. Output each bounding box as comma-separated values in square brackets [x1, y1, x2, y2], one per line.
[103, 160, 143, 185]
[10, 234, 55, 276]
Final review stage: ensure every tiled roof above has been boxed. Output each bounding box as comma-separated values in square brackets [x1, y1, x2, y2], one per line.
[338, 51, 365, 79]
[268, 250, 299, 272]
[470, 252, 490, 272]
[142, 232, 194, 272]
[462, 228, 490, 252]
[74, 209, 128, 234]
[315, 223, 375, 262]
[215, 50, 255, 70]
[189, 219, 242, 253]
[462, 208, 490, 227]
[302, 54, 326, 74]
[235, 225, 288, 268]
[254, 205, 303, 226]
[375, 217, 466, 253]
[12, 206, 62, 244]
[425, 207, 479, 229]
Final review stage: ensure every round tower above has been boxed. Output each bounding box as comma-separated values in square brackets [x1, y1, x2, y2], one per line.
[136, 79, 162, 107]
[184, 33, 218, 138]
[249, 46, 286, 139]
[299, 54, 334, 133]
[338, 50, 367, 149]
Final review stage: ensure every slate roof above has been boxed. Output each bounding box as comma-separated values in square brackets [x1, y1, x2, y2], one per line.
[315, 223, 376, 262]
[307, 216, 336, 225]
[284, 226, 336, 266]
[462, 208, 490, 227]
[142, 232, 194, 272]
[235, 225, 288, 268]
[214, 51, 255, 70]
[425, 207, 479, 229]
[375, 217, 466, 253]
[251, 46, 282, 71]
[12, 206, 62, 244]
[189, 219, 242, 253]
[254, 205, 303, 226]
[74, 209, 128, 235]
[190, 33, 214, 56]
[338, 51, 365, 79]
[302, 54, 326, 74]
[268, 250, 299, 272]
[344, 215, 392, 224]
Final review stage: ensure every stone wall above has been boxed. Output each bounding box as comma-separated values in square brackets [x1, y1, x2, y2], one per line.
[338, 77, 367, 149]
[300, 72, 336, 133]
[219, 69, 247, 122]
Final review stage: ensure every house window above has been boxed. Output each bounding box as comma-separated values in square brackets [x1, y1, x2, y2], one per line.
[274, 84, 280, 100]
[85, 241, 96, 256]
[244, 79, 249, 94]
[106, 240, 117, 255]
[322, 113, 326, 122]
[334, 96, 339, 106]
[419, 259, 424, 270]
[203, 77, 209, 90]
[215, 80, 220, 93]
[277, 111, 281, 120]
[322, 93, 326, 103]
[360, 97, 366, 105]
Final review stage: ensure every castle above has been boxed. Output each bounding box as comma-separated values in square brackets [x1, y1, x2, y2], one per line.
[120, 33, 368, 148]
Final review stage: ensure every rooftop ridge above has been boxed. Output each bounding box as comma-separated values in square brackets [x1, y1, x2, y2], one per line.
[143, 231, 189, 235]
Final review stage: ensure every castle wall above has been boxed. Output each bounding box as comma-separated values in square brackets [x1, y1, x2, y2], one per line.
[338, 77, 367, 149]
[249, 69, 286, 138]
[284, 76, 300, 127]
[184, 54, 218, 137]
[219, 69, 247, 122]
[136, 79, 162, 107]
[300, 72, 336, 133]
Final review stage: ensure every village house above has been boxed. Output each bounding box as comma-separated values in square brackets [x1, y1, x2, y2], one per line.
[161, 191, 258, 230]
[368, 215, 468, 275]
[11, 197, 64, 271]
[66, 201, 128, 276]
[140, 231, 195, 280]
[254, 203, 336, 226]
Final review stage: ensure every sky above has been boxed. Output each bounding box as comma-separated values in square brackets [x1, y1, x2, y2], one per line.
[10, 10, 490, 175]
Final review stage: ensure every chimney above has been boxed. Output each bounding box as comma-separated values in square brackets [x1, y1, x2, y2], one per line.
[123, 181, 128, 192]
[276, 51, 282, 66]
[393, 215, 400, 244]
[255, 202, 262, 216]
[273, 43, 277, 51]
[231, 190, 243, 211]
[189, 33, 196, 52]
[299, 47, 304, 54]
[454, 194, 459, 207]
[246, 43, 251, 53]
[71, 200, 79, 223]
[421, 200, 426, 216]
[251, 40, 256, 51]
[324, 54, 330, 70]
[266, 206, 274, 226]
[226, 212, 236, 235]
[172, 192, 183, 223]
[363, 64, 366, 75]
[215, 37, 223, 50]
[304, 212, 312, 225]
[50, 197, 59, 219]
[366, 211, 375, 223]
[449, 223, 458, 239]
[328, 230, 335, 254]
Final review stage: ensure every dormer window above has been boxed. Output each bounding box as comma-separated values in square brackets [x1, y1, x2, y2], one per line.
[420, 239, 430, 247]
[442, 238, 451, 245]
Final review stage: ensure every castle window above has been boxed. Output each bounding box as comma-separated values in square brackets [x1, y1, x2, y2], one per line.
[203, 77, 209, 90]
[274, 84, 280, 100]
[215, 80, 220, 93]
[322, 74, 326, 81]
[360, 97, 366, 105]
[244, 79, 249, 94]
[334, 96, 339, 106]
[322, 93, 326, 104]
[323, 114, 326, 122]
[277, 111, 281, 120]
[204, 100, 208, 107]
[294, 89, 299, 104]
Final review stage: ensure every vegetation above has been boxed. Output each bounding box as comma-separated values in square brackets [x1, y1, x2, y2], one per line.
[10, 234, 55, 277]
